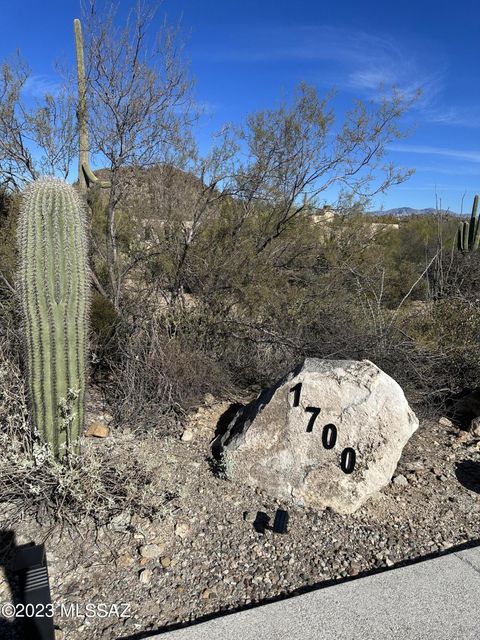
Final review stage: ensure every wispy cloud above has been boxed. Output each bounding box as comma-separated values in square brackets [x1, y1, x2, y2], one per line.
[415, 163, 480, 176]
[198, 100, 221, 116]
[200, 24, 443, 105]
[424, 106, 480, 128]
[388, 143, 480, 163]
[22, 74, 61, 99]
[393, 184, 474, 192]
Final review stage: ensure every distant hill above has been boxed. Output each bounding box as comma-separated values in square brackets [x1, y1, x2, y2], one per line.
[370, 207, 460, 217]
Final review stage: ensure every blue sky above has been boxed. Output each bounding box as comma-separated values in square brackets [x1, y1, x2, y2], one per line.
[1, 0, 479, 211]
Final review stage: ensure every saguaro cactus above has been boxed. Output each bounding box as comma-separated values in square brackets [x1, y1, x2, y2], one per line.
[18, 178, 89, 456]
[456, 195, 480, 252]
[74, 18, 109, 192]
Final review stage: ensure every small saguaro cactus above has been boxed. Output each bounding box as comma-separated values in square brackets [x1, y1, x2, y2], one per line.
[456, 194, 480, 252]
[17, 178, 89, 457]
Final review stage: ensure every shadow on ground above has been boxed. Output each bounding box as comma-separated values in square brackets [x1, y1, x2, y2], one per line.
[0, 531, 56, 640]
[117, 538, 480, 640]
[455, 461, 480, 494]
[0, 530, 24, 639]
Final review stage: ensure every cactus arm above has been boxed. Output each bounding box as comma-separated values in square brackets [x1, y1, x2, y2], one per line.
[456, 225, 463, 251]
[467, 195, 479, 249]
[74, 18, 110, 192]
[471, 194, 479, 219]
[81, 161, 110, 189]
[468, 216, 475, 249]
[463, 220, 470, 251]
[474, 224, 480, 251]
[472, 195, 480, 250]
[456, 195, 480, 252]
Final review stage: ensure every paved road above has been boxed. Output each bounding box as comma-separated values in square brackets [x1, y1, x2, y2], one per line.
[155, 545, 480, 640]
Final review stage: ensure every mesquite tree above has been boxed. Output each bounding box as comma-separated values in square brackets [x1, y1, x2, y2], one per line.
[79, 1, 196, 310]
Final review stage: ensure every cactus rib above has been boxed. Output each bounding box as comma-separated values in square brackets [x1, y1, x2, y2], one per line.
[18, 178, 89, 456]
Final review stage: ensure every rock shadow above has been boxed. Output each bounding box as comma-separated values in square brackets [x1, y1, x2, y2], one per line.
[210, 402, 244, 461]
[455, 460, 480, 494]
[210, 360, 306, 462]
[445, 387, 480, 428]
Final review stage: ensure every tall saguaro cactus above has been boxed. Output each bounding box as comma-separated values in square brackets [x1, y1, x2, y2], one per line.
[18, 178, 89, 456]
[73, 18, 109, 192]
[74, 18, 89, 194]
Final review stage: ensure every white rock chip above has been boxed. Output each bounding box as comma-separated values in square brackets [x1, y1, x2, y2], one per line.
[174, 523, 190, 539]
[217, 359, 418, 514]
[470, 416, 480, 437]
[181, 429, 194, 442]
[438, 416, 453, 427]
[139, 544, 164, 559]
[139, 568, 152, 585]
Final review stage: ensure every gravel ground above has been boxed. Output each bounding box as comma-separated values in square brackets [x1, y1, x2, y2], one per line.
[0, 391, 479, 640]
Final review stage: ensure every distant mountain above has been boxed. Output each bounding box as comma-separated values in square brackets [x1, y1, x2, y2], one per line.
[370, 207, 460, 217]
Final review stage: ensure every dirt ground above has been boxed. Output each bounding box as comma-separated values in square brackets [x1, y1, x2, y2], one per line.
[0, 389, 479, 640]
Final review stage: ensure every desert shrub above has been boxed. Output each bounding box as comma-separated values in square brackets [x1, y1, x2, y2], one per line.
[171, 208, 440, 399]
[104, 314, 229, 431]
[440, 250, 480, 302]
[427, 297, 480, 392]
[0, 335, 165, 527]
[0, 188, 19, 299]
[89, 291, 122, 372]
[0, 335, 30, 447]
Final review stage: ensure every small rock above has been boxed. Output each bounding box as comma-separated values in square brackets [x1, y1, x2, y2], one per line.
[117, 552, 134, 568]
[456, 431, 471, 443]
[85, 422, 110, 438]
[393, 474, 409, 486]
[204, 393, 216, 405]
[109, 511, 131, 531]
[201, 589, 211, 599]
[139, 569, 152, 585]
[181, 429, 194, 442]
[175, 523, 190, 539]
[161, 557, 172, 568]
[470, 417, 480, 437]
[140, 544, 164, 559]
[405, 460, 425, 472]
[439, 416, 453, 427]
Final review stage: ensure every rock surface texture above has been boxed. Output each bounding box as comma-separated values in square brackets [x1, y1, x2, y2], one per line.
[217, 359, 419, 513]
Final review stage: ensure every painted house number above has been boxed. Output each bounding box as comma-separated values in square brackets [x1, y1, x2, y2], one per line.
[289, 382, 356, 474]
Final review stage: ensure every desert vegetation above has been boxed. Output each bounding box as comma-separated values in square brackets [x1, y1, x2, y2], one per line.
[0, 2, 479, 638]
[0, 0, 478, 515]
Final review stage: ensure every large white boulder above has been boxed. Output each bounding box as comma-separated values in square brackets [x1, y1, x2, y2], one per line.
[217, 359, 418, 514]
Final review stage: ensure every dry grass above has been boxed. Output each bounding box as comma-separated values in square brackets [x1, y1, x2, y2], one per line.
[0, 337, 166, 528]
